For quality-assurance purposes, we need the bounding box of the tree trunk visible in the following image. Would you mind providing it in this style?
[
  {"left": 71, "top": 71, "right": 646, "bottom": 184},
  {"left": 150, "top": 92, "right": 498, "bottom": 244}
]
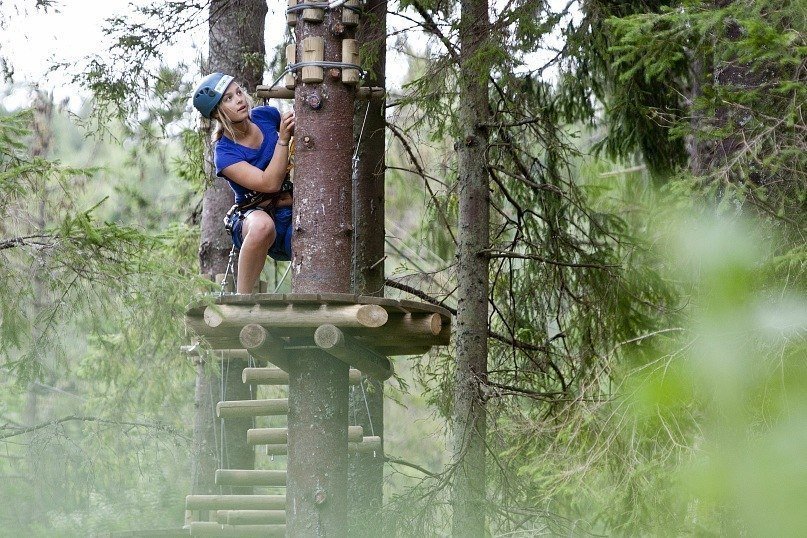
[
  {"left": 191, "top": 0, "right": 267, "bottom": 496},
  {"left": 451, "top": 0, "right": 490, "bottom": 534},
  {"left": 349, "top": 0, "right": 387, "bottom": 533},
  {"left": 286, "top": 2, "right": 357, "bottom": 535},
  {"left": 24, "top": 92, "right": 53, "bottom": 428}
]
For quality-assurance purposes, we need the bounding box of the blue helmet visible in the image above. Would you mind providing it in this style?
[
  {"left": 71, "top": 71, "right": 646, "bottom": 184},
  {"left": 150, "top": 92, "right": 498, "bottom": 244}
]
[{"left": 192, "top": 72, "right": 235, "bottom": 118}]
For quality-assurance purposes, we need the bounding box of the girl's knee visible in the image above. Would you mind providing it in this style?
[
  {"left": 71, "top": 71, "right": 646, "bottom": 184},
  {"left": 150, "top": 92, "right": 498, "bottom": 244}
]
[{"left": 243, "top": 213, "right": 276, "bottom": 246}]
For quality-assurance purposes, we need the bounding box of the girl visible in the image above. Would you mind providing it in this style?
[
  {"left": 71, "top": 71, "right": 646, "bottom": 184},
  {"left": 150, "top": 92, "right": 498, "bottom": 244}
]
[{"left": 193, "top": 73, "right": 295, "bottom": 294}]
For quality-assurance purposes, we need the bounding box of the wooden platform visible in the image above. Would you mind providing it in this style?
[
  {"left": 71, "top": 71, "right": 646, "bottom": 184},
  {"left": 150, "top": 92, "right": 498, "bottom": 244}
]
[{"left": 185, "top": 293, "right": 452, "bottom": 379}]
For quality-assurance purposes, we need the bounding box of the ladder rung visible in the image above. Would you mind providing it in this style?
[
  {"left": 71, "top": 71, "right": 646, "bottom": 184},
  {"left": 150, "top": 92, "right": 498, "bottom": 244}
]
[
  {"left": 214, "top": 469, "right": 286, "bottom": 487},
  {"left": 215, "top": 509, "right": 286, "bottom": 525},
  {"left": 189, "top": 522, "right": 284, "bottom": 537},
  {"left": 216, "top": 398, "right": 289, "bottom": 418},
  {"left": 185, "top": 495, "right": 285, "bottom": 511}
]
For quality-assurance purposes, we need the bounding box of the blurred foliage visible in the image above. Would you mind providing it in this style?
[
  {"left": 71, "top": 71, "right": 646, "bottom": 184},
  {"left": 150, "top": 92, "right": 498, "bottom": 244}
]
[{"left": 0, "top": 94, "right": 205, "bottom": 535}]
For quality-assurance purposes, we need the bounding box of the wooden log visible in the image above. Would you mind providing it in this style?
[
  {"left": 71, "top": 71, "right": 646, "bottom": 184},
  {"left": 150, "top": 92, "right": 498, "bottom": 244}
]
[
  {"left": 181, "top": 345, "right": 251, "bottom": 361},
  {"left": 301, "top": 36, "right": 324, "bottom": 83},
  {"left": 215, "top": 469, "right": 287, "bottom": 487},
  {"left": 203, "top": 303, "right": 388, "bottom": 330},
  {"left": 239, "top": 324, "right": 290, "bottom": 371},
  {"left": 242, "top": 366, "right": 362, "bottom": 384},
  {"left": 284, "top": 44, "right": 296, "bottom": 89},
  {"left": 341, "top": 39, "right": 360, "bottom": 85},
  {"left": 189, "top": 522, "right": 285, "bottom": 537},
  {"left": 346, "top": 312, "right": 444, "bottom": 345},
  {"left": 186, "top": 495, "right": 285, "bottom": 511},
  {"left": 349, "top": 435, "right": 382, "bottom": 454},
  {"left": 216, "top": 510, "right": 286, "bottom": 525},
  {"left": 342, "top": 0, "right": 360, "bottom": 26},
  {"left": 301, "top": 0, "right": 324, "bottom": 22},
  {"left": 248, "top": 426, "right": 363, "bottom": 445},
  {"left": 266, "top": 442, "right": 382, "bottom": 456},
  {"left": 314, "top": 324, "right": 393, "bottom": 380},
  {"left": 217, "top": 398, "right": 289, "bottom": 419},
  {"left": 286, "top": 0, "right": 297, "bottom": 26},
  {"left": 255, "top": 85, "right": 384, "bottom": 100}
]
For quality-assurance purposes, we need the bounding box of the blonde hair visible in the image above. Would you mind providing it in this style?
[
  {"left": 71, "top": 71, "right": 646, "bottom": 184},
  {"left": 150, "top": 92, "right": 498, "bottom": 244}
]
[{"left": 211, "top": 85, "right": 255, "bottom": 142}]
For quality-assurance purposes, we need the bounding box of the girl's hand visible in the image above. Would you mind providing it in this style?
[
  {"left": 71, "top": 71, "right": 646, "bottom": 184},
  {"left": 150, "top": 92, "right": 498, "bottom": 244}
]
[{"left": 279, "top": 111, "right": 295, "bottom": 143}]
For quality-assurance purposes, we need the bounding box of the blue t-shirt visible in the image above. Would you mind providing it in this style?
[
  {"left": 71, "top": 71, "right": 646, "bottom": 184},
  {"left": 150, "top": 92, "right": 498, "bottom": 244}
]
[{"left": 214, "top": 105, "right": 281, "bottom": 205}]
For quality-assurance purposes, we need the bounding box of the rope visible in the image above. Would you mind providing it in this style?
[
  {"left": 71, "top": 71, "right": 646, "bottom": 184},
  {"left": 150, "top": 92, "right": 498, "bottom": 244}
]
[
  {"left": 273, "top": 263, "right": 292, "bottom": 292},
  {"left": 220, "top": 246, "right": 237, "bottom": 296},
  {"left": 286, "top": 1, "right": 362, "bottom": 14},
  {"left": 359, "top": 377, "right": 376, "bottom": 437},
  {"left": 288, "top": 61, "right": 365, "bottom": 79}
]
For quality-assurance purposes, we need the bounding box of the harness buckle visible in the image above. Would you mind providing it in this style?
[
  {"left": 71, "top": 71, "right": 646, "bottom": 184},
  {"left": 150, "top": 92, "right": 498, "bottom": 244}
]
[{"left": 224, "top": 204, "right": 239, "bottom": 233}]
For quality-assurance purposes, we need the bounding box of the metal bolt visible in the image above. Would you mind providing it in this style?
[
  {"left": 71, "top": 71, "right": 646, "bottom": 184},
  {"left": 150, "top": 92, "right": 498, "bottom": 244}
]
[
  {"left": 330, "top": 21, "right": 345, "bottom": 36},
  {"left": 314, "top": 488, "right": 327, "bottom": 506},
  {"left": 306, "top": 94, "right": 323, "bottom": 109}
]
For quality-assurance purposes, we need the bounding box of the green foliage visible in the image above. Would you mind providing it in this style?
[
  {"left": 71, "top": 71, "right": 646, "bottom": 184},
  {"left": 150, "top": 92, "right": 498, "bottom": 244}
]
[
  {"left": 0, "top": 96, "right": 200, "bottom": 535},
  {"left": 607, "top": 0, "right": 806, "bottom": 226}
]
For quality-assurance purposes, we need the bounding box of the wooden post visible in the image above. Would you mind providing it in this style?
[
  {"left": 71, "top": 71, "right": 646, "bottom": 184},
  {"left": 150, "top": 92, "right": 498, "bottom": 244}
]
[{"left": 288, "top": 0, "right": 358, "bottom": 531}]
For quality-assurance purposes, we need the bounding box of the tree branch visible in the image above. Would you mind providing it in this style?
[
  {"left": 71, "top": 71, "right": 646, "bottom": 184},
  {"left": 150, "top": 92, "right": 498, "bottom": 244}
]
[
  {"left": 0, "top": 415, "right": 189, "bottom": 441},
  {"left": 483, "top": 248, "right": 620, "bottom": 270}
]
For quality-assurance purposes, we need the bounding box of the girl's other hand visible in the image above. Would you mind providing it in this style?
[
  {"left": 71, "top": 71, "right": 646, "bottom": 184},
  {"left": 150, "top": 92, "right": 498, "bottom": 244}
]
[{"left": 279, "top": 111, "right": 295, "bottom": 142}]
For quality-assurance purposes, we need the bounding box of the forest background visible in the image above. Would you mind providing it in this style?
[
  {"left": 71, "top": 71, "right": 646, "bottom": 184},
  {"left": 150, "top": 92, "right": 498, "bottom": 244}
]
[{"left": 0, "top": 0, "right": 805, "bottom": 536}]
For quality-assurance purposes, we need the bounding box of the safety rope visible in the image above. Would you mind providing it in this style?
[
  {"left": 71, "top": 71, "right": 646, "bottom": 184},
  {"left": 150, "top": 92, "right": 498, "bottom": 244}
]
[
  {"left": 286, "top": 1, "right": 362, "bottom": 14},
  {"left": 220, "top": 246, "right": 237, "bottom": 297}
]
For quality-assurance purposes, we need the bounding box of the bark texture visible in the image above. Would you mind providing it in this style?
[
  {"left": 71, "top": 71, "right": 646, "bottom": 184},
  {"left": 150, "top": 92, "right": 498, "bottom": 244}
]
[
  {"left": 192, "top": 0, "right": 267, "bottom": 496},
  {"left": 348, "top": 0, "right": 387, "bottom": 533},
  {"left": 451, "top": 0, "right": 491, "bottom": 533},
  {"left": 287, "top": 3, "right": 358, "bottom": 535}
]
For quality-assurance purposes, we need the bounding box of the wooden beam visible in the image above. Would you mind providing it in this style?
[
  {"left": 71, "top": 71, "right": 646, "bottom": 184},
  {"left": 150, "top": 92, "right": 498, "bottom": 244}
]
[
  {"left": 216, "top": 510, "right": 286, "bottom": 525},
  {"left": 181, "top": 344, "right": 250, "bottom": 360},
  {"left": 314, "top": 324, "right": 393, "bottom": 380},
  {"left": 242, "top": 366, "right": 362, "bottom": 385},
  {"left": 216, "top": 399, "right": 289, "bottom": 419},
  {"left": 204, "top": 303, "right": 388, "bottom": 330},
  {"left": 186, "top": 495, "right": 285, "bottom": 511},
  {"left": 349, "top": 435, "right": 382, "bottom": 454},
  {"left": 188, "top": 522, "right": 284, "bottom": 537},
  {"left": 215, "top": 469, "right": 287, "bottom": 487},
  {"left": 375, "top": 345, "right": 433, "bottom": 356},
  {"left": 247, "top": 426, "right": 363, "bottom": 445},
  {"left": 239, "top": 324, "right": 290, "bottom": 370}
]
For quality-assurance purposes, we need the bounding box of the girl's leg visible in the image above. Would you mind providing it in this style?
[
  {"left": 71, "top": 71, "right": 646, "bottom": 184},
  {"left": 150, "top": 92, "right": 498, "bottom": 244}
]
[{"left": 237, "top": 210, "right": 276, "bottom": 293}]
